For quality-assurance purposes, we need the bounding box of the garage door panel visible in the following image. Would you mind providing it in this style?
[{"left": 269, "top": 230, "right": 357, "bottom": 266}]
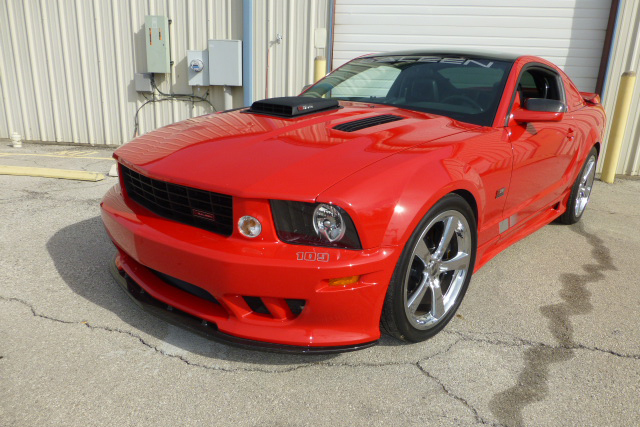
[
  {"left": 339, "top": 5, "right": 607, "bottom": 19},
  {"left": 339, "top": 0, "right": 607, "bottom": 9},
  {"left": 334, "top": 43, "right": 606, "bottom": 59},
  {"left": 337, "top": 15, "right": 607, "bottom": 31},
  {"left": 335, "top": 34, "right": 607, "bottom": 50},
  {"left": 335, "top": 25, "right": 605, "bottom": 41},
  {"left": 334, "top": 0, "right": 611, "bottom": 92}
]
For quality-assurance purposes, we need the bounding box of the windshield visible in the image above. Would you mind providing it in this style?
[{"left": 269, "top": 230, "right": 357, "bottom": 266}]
[{"left": 303, "top": 55, "right": 513, "bottom": 127}]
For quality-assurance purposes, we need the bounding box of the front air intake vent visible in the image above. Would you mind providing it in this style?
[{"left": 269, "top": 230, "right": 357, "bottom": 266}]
[
  {"left": 333, "top": 114, "right": 405, "bottom": 132},
  {"left": 151, "top": 269, "right": 220, "bottom": 305},
  {"left": 247, "top": 96, "right": 340, "bottom": 118}
]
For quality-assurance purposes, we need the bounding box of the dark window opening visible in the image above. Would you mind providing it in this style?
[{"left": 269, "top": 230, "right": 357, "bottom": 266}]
[
  {"left": 518, "top": 68, "right": 563, "bottom": 103},
  {"left": 303, "top": 55, "right": 514, "bottom": 127}
]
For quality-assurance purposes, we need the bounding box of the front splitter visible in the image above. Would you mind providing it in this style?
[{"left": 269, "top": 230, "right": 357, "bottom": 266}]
[{"left": 109, "top": 256, "right": 378, "bottom": 355}]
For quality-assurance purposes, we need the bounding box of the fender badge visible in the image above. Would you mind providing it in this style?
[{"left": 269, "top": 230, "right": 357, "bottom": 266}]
[{"left": 297, "top": 252, "right": 329, "bottom": 262}]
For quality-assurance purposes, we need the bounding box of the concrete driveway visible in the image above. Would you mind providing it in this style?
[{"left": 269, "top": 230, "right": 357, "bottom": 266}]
[{"left": 1, "top": 143, "right": 639, "bottom": 427}]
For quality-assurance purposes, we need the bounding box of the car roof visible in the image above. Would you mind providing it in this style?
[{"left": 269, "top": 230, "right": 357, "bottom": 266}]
[{"left": 360, "top": 50, "right": 520, "bottom": 63}]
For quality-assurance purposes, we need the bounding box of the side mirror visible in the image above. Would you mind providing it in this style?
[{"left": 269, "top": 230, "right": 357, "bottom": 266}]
[{"left": 512, "top": 98, "right": 567, "bottom": 123}]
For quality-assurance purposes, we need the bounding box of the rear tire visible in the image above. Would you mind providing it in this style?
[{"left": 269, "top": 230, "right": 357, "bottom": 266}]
[
  {"left": 559, "top": 147, "right": 598, "bottom": 225},
  {"left": 381, "top": 194, "right": 477, "bottom": 342}
]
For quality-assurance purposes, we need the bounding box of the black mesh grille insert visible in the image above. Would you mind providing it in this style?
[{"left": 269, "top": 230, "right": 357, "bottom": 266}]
[
  {"left": 333, "top": 114, "right": 405, "bottom": 132},
  {"left": 151, "top": 269, "right": 220, "bottom": 305},
  {"left": 121, "top": 165, "right": 233, "bottom": 236}
]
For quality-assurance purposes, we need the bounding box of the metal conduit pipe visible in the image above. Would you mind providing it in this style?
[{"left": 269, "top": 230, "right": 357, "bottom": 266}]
[
  {"left": 223, "top": 86, "right": 234, "bottom": 111},
  {"left": 327, "top": 0, "right": 335, "bottom": 74},
  {"left": 243, "top": 0, "right": 254, "bottom": 106}
]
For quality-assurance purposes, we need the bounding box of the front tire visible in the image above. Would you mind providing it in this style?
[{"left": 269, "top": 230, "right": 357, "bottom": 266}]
[
  {"left": 381, "top": 194, "right": 477, "bottom": 342},
  {"left": 559, "top": 147, "right": 598, "bottom": 225}
]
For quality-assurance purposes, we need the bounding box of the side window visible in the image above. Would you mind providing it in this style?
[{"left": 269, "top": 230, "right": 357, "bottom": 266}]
[
  {"left": 331, "top": 65, "right": 400, "bottom": 99},
  {"left": 518, "top": 69, "right": 563, "bottom": 103}
]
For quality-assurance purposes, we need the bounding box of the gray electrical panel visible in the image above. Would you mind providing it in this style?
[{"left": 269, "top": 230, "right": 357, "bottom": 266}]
[
  {"left": 134, "top": 73, "right": 153, "bottom": 92},
  {"left": 208, "top": 40, "right": 242, "bottom": 86},
  {"left": 145, "top": 15, "right": 171, "bottom": 73}
]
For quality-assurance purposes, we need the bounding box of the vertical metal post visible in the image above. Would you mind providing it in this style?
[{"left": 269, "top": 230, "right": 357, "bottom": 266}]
[
  {"left": 314, "top": 57, "right": 327, "bottom": 82},
  {"left": 601, "top": 71, "right": 637, "bottom": 183},
  {"left": 223, "top": 86, "right": 234, "bottom": 111},
  {"left": 242, "top": 0, "right": 254, "bottom": 106},
  {"left": 327, "top": 0, "right": 335, "bottom": 74}
]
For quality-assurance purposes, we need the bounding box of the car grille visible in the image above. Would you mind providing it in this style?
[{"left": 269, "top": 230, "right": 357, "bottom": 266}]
[{"left": 120, "top": 165, "right": 233, "bottom": 236}]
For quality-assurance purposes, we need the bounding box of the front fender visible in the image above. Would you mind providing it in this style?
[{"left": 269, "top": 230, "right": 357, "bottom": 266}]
[{"left": 317, "top": 145, "right": 486, "bottom": 249}]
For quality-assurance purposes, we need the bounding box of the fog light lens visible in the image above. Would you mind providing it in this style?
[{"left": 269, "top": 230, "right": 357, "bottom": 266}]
[
  {"left": 238, "top": 216, "right": 262, "bottom": 238},
  {"left": 329, "top": 275, "right": 360, "bottom": 286}
]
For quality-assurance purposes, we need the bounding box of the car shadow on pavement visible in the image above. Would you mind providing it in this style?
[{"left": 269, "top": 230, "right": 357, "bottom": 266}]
[{"left": 47, "top": 216, "right": 339, "bottom": 365}]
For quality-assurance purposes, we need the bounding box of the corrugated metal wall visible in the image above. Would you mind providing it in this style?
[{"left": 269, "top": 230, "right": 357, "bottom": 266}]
[
  {"left": 332, "top": 0, "right": 611, "bottom": 93},
  {"left": 253, "top": 0, "right": 330, "bottom": 101},
  {"left": 0, "top": 0, "right": 329, "bottom": 146},
  {"left": 600, "top": 0, "right": 640, "bottom": 176}
]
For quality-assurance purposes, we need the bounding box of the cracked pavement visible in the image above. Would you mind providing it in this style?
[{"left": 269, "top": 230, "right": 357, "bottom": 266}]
[{"left": 1, "top": 143, "right": 639, "bottom": 426}]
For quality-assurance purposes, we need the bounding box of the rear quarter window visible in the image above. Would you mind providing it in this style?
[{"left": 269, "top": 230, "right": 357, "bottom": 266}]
[{"left": 562, "top": 74, "right": 586, "bottom": 110}]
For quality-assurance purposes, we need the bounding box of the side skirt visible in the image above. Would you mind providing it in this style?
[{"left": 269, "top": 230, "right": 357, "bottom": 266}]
[{"left": 474, "top": 195, "right": 567, "bottom": 272}]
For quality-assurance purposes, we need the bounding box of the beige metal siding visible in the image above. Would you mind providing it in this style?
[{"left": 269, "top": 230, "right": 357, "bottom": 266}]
[
  {"left": 600, "top": 0, "right": 640, "bottom": 175},
  {"left": 0, "top": 0, "right": 329, "bottom": 146},
  {"left": 333, "top": 0, "right": 611, "bottom": 92},
  {"left": 252, "top": 0, "right": 330, "bottom": 100}
]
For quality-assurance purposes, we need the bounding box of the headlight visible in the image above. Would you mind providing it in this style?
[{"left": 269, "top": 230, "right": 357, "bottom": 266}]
[
  {"left": 270, "top": 200, "right": 362, "bottom": 249},
  {"left": 313, "top": 204, "right": 346, "bottom": 242}
]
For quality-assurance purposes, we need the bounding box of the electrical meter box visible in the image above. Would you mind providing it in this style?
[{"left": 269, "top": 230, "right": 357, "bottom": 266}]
[
  {"left": 145, "top": 15, "right": 170, "bottom": 73},
  {"left": 208, "top": 40, "right": 242, "bottom": 86},
  {"left": 187, "top": 50, "right": 209, "bottom": 86}
]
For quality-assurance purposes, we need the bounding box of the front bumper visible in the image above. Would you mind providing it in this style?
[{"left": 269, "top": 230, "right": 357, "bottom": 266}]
[
  {"left": 100, "top": 184, "right": 399, "bottom": 351},
  {"left": 110, "top": 256, "right": 377, "bottom": 354}
]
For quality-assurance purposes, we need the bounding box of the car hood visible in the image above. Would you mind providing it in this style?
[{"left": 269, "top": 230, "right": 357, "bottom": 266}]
[{"left": 115, "top": 102, "right": 474, "bottom": 201}]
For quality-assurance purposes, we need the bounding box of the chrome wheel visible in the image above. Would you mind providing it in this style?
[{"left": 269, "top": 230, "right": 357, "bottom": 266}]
[
  {"left": 403, "top": 210, "right": 472, "bottom": 329},
  {"left": 559, "top": 147, "right": 599, "bottom": 225},
  {"left": 574, "top": 155, "right": 596, "bottom": 217}
]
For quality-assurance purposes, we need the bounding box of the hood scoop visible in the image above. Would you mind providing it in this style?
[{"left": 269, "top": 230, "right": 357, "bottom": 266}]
[
  {"left": 247, "top": 96, "right": 340, "bottom": 118},
  {"left": 333, "top": 114, "right": 405, "bottom": 132}
]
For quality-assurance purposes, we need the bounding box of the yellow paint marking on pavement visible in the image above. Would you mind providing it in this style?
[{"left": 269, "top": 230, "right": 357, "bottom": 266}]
[
  {"left": 52, "top": 150, "right": 100, "bottom": 157},
  {"left": 0, "top": 165, "right": 105, "bottom": 182},
  {"left": 0, "top": 152, "right": 113, "bottom": 160}
]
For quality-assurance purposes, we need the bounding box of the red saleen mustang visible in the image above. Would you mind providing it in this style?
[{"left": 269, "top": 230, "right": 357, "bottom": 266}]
[{"left": 101, "top": 51, "right": 605, "bottom": 353}]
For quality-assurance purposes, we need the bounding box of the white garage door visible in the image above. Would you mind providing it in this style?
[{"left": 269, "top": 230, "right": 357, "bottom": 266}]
[{"left": 333, "top": 0, "right": 612, "bottom": 92}]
